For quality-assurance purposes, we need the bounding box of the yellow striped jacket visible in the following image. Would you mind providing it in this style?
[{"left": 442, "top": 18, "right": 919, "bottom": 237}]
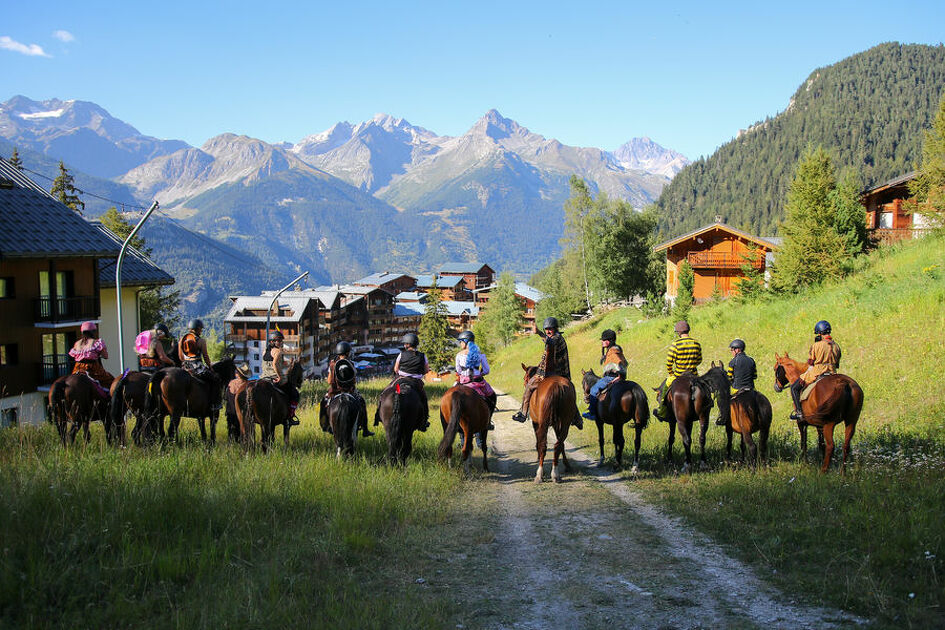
[{"left": 666, "top": 337, "right": 702, "bottom": 377}]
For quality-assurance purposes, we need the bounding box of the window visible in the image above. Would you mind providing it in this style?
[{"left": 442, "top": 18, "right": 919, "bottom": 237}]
[
  {"left": 253, "top": 353, "right": 259, "bottom": 360},
  {"left": 253, "top": 366, "right": 260, "bottom": 374},
  {"left": 0, "top": 277, "right": 13, "bottom": 298},
  {"left": 1, "top": 407, "right": 17, "bottom": 428},
  {"left": 0, "top": 344, "right": 18, "bottom": 366}
]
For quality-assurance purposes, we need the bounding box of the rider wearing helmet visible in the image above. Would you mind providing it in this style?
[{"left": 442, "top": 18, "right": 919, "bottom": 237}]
[
  {"left": 511, "top": 316, "right": 581, "bottom": 428},
  {"left": 724, "top": 338, "right": 757, "bottom": 426},
  {"left": 320, "top": 340, "right": 373, "bottom": 437},
  {"left": 179, "top": 319, "right": 211, "bottom": 374},
  {"left": 139, "top": 323, "right": 176, "bottom": 372},
  {"left": 455, "top": 330, "right": 496, "bottom": 428},
  {"left": 582, "top": 329, "right": 628, "bottom": 422},
  {"left": 790, "top": 321, "right": 842, "bottom": 421},
  {"left": 653, "top": 320, "right": 703, "bottom": 422},
  {"left": 261, "top": 329, "right": 300, "bottom": 426},
  {"left": 390, "top": 332, "right": 431, "bottom": 430},
  {"left": 68, "top": 321, "right": 114, "bottom": 396}
]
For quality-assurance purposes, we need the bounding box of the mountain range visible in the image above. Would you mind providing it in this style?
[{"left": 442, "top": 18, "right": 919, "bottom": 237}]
[{"left": 0, "top": 95, "right": 686, "bottom": 322}]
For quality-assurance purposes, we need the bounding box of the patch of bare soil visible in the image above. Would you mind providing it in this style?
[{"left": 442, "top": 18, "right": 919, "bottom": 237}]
[{"left": 427, "top": 393, "right": 864, "bottom": 629}]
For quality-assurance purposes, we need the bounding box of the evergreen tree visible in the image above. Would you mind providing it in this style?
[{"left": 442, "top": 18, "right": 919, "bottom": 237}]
[
  {"left": 563, "top": 175, "right": 594, "bottom": 311},
  {"left": 672, "top": 261, "right": 694, "bottom": 321},
  {"left": 7, "top": 148, "right": 23, "bottom": 171},
  {"left": 418, "top": 281, "right": 453, "bottom": 372},
  {"left": 100, "top": 207, "right": 150, "bottom": 254},
  {"left": 909, "top": 91, "right": 945, "bottom": 229},
  {"left": 476, "top": 272, "right": 524, "bottom": 348},
  {"left": 832, "top": 168, "right": 869, "bottom": 256},
  {"left": 588, "top": 202, "right": 662, "bottom": 300},
  {"left": 50, "top": 161, "right": 85, "bottom": 215}
]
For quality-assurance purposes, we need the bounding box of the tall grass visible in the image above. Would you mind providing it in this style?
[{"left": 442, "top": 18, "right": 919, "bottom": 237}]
[
  {"left": 0, "top": 380, "right": 460, "bottom": 628},
  {"left": 489, "top": 234, "right": 945, "bottom": 627}
]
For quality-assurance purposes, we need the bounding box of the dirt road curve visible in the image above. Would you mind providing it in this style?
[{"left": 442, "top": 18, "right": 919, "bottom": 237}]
[{"left": 433, "top": 392, "right": 863, "bottom": 630}]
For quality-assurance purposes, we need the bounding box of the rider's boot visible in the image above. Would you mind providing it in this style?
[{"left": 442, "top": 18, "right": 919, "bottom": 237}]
[
  {"left": 653, "top": 380, "right": 669, "bottom": 422},
  {"left": 789, "top": 379, "right": 805, "bottom": 421},
  {"left": 582, "top": 396, "right": 598, "bottom": 421},
  {"left": 287, "top": 401, "right": 300, "bottom": 426}
]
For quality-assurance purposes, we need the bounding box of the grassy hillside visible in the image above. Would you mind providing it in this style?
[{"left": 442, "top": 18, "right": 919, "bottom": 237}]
[{"left": 488, "top": 233, "right": 945, "bottom": 627}]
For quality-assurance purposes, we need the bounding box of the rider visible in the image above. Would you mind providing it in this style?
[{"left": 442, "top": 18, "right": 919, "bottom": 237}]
[
  {"left": 321, "top": 340, "right": 374, "bottom": 437},
  {"left": 68, "top": 321, "right": 115, "bottom": 397},
  {"left": 261, "top": 330, "right": 300, "bottom": 427},
  {"left": 653, "top": 320, "right": 703, "bottom": 422},
  {"left": 138, "top": 323, "right": 175, "bottom": 373},
  {"left": 724, "top": 338, "right": 757, "bottom": 426},
  {"left": 511, "top": 317, "right": 582, "bottom": 430},
  {"left": 790, "top": 320, "right": 842, "bottom": 421},
  {"left": 455, "top": 330, "right": 497, "bottom": 429},
  {"left": 178, "top": 318, "right": 222, "bottom": 415},
  {"left": 391, "top": 332, "right": 431, "bottom": 431},
  {"left": 582, "top": 329, "right": 628, "bottom": 422}
]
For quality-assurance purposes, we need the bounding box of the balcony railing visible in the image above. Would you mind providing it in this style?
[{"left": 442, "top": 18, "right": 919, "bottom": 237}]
[
  {"left": 39, "top": 354, "right": 72, "bottom": 385},
  {"left": 870, "top": 228, "right": 923, "bottom": 245},
  {"left": 686, "top": 252, "right": 763, "bottom": 270},
  {"left": 34, "top": 295, "right": 100, "bottom": 323}
]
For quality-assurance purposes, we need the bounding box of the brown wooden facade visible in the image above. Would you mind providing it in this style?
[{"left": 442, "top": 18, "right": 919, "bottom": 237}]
[{"left": 860, "top": 172, "right": 927, "bottom": 245}]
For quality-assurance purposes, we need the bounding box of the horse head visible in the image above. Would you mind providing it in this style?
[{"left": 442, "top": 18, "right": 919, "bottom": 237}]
[
  {"left": 580, "top": 369, "right": 598, "bottom": 395},
  {"left": 773, "top": 353, "right": 791, "bottom": 392},
  {"left": 212, "top": 356, "right": 237, "bottom": 383},
  {"left": 521, "top": 363, "right": 539, "bottom": 383},
  {"left": 287, "top": 360, "right": 304, "bottom": 389}
]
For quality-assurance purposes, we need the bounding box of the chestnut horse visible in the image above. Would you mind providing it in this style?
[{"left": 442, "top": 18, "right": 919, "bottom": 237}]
[
  {"left": 521, "top": 364, "right": 576, "bottom": 483},
  {"left": 145, "top": 358, "right": 236, "bottom": 444},
  {"left": 703, "top": 363, "right": 772, "bottom": 469},
  {"left": 48, "top": 373, "right": 116, "bottom": 445},
  {"left": 580, "top": 369, "right": 649, "bottom": 472},
  {"left": 773, "top": 353, "right": 863, "bottom": 473},
  {"left": 438, "top": 385, "right": 491, "bottom": 475},
  {"left": 658, "top": 372, "right": 714, "bottom": 472},
  {"left": 374, "top": 377, "right": 425, "bottom": 465}
]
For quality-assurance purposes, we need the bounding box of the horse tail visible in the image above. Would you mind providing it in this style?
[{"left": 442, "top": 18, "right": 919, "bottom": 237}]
[
  {"left": 49, "top": 378, "right": 67, "bottom": 426},
  {"left": 245, "top": 381, "right": 257, "bottom": 429},
  {"left": 438, "top": 391, "right": 463, "bottom": 460},
  {"left": 630, "top": 381, "right": 649, "bottom": 429},
  {"left": 144, "top": 370, "right": 165, "bottom": 415},
  {"left": 389, "top": 386, "right": 403, "bottom": 444},
  {"left": 806, "top": 378, "right": 853, "bottom": 425},
  {"left": 110, "top": 374, "right": 128, "bottom": 431},
  {"left": 547, "top": 380, "right": 570, "bottom": 428}
]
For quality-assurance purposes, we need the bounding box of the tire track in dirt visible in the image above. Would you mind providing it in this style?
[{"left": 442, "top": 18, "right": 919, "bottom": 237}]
[{"left": 437, "top": 392, "right": 863, "bottom": 630}]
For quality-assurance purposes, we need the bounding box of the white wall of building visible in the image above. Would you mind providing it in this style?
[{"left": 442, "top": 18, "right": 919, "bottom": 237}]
[
  {"left": 99, "top": 286, "right": 140, "bottom": 375},
  {"left": 1, "top": 391, "right": 47, "bottom": 427}
]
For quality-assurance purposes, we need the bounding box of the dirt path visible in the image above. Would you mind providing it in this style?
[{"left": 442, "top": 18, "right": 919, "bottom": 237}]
[{"left": 430, "top": 392, "right": 863, "bottom": 629}]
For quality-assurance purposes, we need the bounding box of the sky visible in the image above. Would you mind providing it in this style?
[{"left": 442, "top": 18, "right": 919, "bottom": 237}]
[{"left": 2, "top": 0, "right": 944, "bottom": 160}]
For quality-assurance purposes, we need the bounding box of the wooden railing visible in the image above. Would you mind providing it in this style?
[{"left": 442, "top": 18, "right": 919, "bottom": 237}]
[
  {"left": 686, "top": 252, "right": 763, "bottom": 269},
  {"left": 870, "top": 228, "right": 917, "bottom": 245},
  {"left": 33, "top": 295, "right": 99, "bottom": 323},
  {"left": 38, "top": 354, "right": 72, "bottom": 385}
]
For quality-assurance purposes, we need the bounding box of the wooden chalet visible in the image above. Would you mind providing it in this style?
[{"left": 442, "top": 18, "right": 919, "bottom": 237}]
[
  {"left": 414, "top": 274, "right": 473, "bottom": 301},
  {"left": 473, "top": 282, "right": 546, "bottom": 334},
  {"left": 438, "top": 262, "right": 495, "bottom": 291},
  {"left": 352, "top": 271, "right": 416, "bottom": 296},
  {"left": 653, "top": 220, "right": 778, "bottom": 303},
  {"left": 860, "top": 172, "right": 930, "bottom": 245}
]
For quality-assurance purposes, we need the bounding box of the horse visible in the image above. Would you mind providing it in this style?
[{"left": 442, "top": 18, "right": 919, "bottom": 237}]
[
  {"left": 374, "top": 377, "right": 425, "bottom": 465},
  {"left": 657, "top": 371, "right": 714, "bottom": 472},
  {"left": 437, "top": 385, "right": 491, "bottom": 475},
  {"left": 240, "top": 360, "right": 304, "bottom": 452},
  {"left": 521, "top": 364, "right": 576, "bottom": 483},
  {"left": 48, "top": 373, "right": 116, "bottom": 446},
  {"left": 703, "top": 363, "right": 772, "bottom": 469},
  {"left": 110, "top": 340, "right": 182, "bottom": 445},
  {"left": 580, "top": 369, "right": 649, "bottom": 472},
  {"left": 774, "top": 353, "right": 864, "bottom": 473},
  {"left": 321, "top": 391, "right": 366, "bottom": 459},
  {"left": 145, "top": 357, "right": 236, "bottom": 444}
]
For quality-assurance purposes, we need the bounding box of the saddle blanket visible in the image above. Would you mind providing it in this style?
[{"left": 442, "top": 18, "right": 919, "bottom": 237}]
[
  {"left": 460, "top": 378, "right": 495, "bottom": 399},
  {"left": 800, "top": 373, "right": 834, "bottom": 401}
]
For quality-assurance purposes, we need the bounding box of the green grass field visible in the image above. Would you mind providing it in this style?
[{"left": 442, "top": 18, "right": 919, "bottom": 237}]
[{"left": 488, "top": 233, "right": 945, "bottom": 628}]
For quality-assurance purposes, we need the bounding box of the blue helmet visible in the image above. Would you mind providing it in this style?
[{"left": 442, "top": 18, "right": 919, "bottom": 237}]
[{"left": 814, "top": 320, "right": 831, "bottom": 335}]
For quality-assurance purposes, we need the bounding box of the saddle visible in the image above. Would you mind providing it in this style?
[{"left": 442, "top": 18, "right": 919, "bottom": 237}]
[
  {"left": 597, "top": 376, "right": 622, "bottom": 400},
  {"left": 799, "top": 373, "right": 834, "bottom": 401},
  {"left": 731, "top": 387, "right": 753, "bottom": 399}
]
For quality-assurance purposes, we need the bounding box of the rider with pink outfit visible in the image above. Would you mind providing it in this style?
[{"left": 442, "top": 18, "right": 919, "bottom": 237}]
[
  {"left": 69, "top": 321, "right": 115, "bottom": 395},
  {"left": 455, "top": 330, "right": 496, "bottom": 427}
]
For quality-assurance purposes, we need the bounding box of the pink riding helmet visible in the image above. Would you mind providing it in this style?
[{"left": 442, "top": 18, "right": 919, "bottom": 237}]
[{"left": 80, "top": 321, "right": 98, "bottom": 333}]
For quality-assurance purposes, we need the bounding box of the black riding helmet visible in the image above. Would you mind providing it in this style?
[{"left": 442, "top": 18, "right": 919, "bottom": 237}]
[
  {"left": 335, "top": 341, "right": 352, "bottom": 356},
  {"left": 457, "top": 330, "right": 475, "bottom": 344},
  {"left": 187, "top": 318, "right": 204, "bottom": 331},
  {"left": 542, "top": 317, "right": 559, "bottom": 331},
  {"left": 153, "top": 323, "right": 170, "bottom": 336},
  {"left": 814, "top": 320, "right": 831, "bottom": 335},
  {"left": 335, "top": 361, "right": 356, "bottom": 384},
  {"left": 269, "top": 330, "right": 284, "bottom": 341},
  {"left": 600, "top": 329, "right": 616, "bottom": 342},
  {"left": 402, "top": 332, "right": 420, "bottom": 348},
  {"left": 729, "top": 338, "right": 746, "bottom": 351}
]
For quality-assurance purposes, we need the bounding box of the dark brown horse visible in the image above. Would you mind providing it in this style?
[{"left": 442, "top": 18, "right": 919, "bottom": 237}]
[
  {"left": 438, "top": 385, "right": 491, "bottom": 474},
  {"left": 580, "top": 369, "right": 649, "bottom": 472},
  {"left": 703, "top": 363, "right": 772, "bottom": 469},
  {"left": 322, "top": 390, "right": 366, "bottom": 459},
  {"left": 110, "top": 340, "right": 182, "bottom": 445},
  {"left": 774, "top": 353, "right": 864, "bottom": 473},
  {"left": 145, "top": 358, "right": 236, "bottom": 444},
  {"left": 48, "top": 373, "right": 116, "bottom": 446},
  {"left": 374, "top": 377, "right": 426, "bottom": 465},
  {"left": 241, "top": 360, "right": 304, "bottom": 452},
  {"left": 658, "top": 372, "right": 714, "bottom": 472},
  {"left": 521, "top": 364, "right": 576, "bottom": 483}
]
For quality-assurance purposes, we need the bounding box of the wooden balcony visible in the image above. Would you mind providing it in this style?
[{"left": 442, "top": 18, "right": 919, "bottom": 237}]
[
  {"left": 34, "top": 295, "right": 100, "bottom": 324},
  {"left": 686, "top": 252, "right": 763, "bottom": 270},
  {"left": 870, "top": 228, "right": 918, "bottom": 245},
  {"left": 38, "top": 354, "right": 73, "bottom": 385}
]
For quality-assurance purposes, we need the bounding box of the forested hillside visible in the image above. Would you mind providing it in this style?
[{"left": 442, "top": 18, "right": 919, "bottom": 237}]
[{"left": 656, "top": 43, "right": 945, "bottom": 236}]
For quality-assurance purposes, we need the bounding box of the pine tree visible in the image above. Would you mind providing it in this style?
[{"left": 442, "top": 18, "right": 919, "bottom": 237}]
[
  {"left": 418, "top": 281, "right": 453, "bottom": 372},
  {"left": 476, "top": 272, "right": 524, "bottom": 348},
  {"left": 563, "top": 176, "right": 594, "bottom": 311},
  {"left": 100, "top": 207, "right": 150, "bottom": 254},
  {"left": 50, "top": 161, "right": 85, "bottom": 215},
  {"left": 672, "top": 261, "right": 694, "bottom": 321},
  {"left": 7, "top": 148, "right": 23, "bottom": 171},
  {"left": 909, "top": 91, "right": 945, "bottom": 229}
]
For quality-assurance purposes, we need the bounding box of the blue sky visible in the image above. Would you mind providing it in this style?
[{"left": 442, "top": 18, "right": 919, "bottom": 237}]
[{"left": 2, "top": 0, "right": 943, "bottom": 160}]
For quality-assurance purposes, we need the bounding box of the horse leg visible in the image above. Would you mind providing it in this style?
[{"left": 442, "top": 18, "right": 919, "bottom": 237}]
[
  {"left": 676, "top": 420, "right": 693, "bottom": 473},
  {"left": 596, "top": 420, "right": 606, "bottom": 466},
  {"left": 481, "top": 428, "right": 489, "bottom": 473},
  {"left": 630, "top": 425, "right": 642, "bottom": 474},
  {"left": 534, "top": 422, "right": 548, "bottom": 483},
  {"left": 552, "top": 438, "right": 564, "bottom": 484},
  {"left": 209, "top": 414, "right": 217, "bottom": 445},
  {"left": 820, "top": 423, "right": 836, "bottom": 473},
  {"left": 742, "top": 431, "right": 758, "bottom": 471},
  {"left": 666, "top": 421, "right": 676, "bottom": 464},
  {"left": 284, "top": 422, "right": 291, "bottom": 448},
  {"left": 68, "top": 418, "right": 80, "bottom": 444},
  {"left": 760, "top": 426, "right": 770, "bottom": 466},
  {"left": 197, "top": 416, "right": 208, "bottom": 442},
  {"left": 698, "top": 410, "right": 709, "bottom": 466},
  {"left": 613, "top": 422, "right": 625, "bottom": 471},
  {"left": 168, "top": 414, "right": 182, "bottom": 443},
  {"left": 841, "top": 422, "right": 856, "bottom": 472}
]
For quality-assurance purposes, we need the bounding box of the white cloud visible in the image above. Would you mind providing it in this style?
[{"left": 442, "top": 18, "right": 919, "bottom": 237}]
[
  {"left": 0, "top": 36, "right": 51, "bottom": 57},
  {"left": 52, "top": 30, "right": 75, "bottom": 43}
]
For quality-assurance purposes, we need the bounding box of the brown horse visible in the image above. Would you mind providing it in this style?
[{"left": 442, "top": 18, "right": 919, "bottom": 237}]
[
  {"left": 774, "top": 353, "right": 864, "bottom": 473},
  {"left": 110, "top": 341, "right": 182, "bottom": 445},
  {"left": 659, "top": 372, "right": 714, "bottom": 472},
  {"left": 48, "top": 373, "right": 116, "bottom": 446},
  {"left": 374, "top": 377, "right": 425, "bottom": 465},
  {"left": 521, "top": 364, "right": 576, "bottom": 483},
  {"left": 241, "top": 360, "right": 304, "bottom": 452},
  {"left": 321, "top": 391, "right": 366, "bottom": 459},
  {"left": 438, "top": 385, "right": 491, "bottom": 475},
  {"left": 703, "top": 363, "right": 772, "bottom": 469},
  {"left": 580, "top": 369, "right": 649, "bottom": 472},
  {"left": 145, "top": 358, "right": 236, "bottom": 444}
]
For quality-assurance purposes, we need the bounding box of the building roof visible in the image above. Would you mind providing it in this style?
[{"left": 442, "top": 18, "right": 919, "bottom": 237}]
[
  {"left": 860, "top": 171, "right": 917, "bottom": 197},
  {"left": 393, "top": 303, "right": 425, "bottom": 318},
  {"left": 653, "top": 222, "right": 779, "bottom": 253},
  {"left": 94, "top": 222, "right": 174, "bottom": 288},
  {"left": 0, "top": 160, "right": 121, "bottom": 260},
  {"left": 353, "top": 271, "right": 414, "bottom": 286},
  {"left": 440, "top": 300, "right": 479, "bottom": 317},
  {"left": 473, "top": 282, "right": 546, "bottom": 303},
  {"left": 262, "top": 289, "right": 340, "bottom": 310},
  {"left": 415, "top": 274, "right": 464, "bottom": 289},
  {"left": 394, "top": 291, "right": 427, "bottom": 302},
  {"left": 225, "top": 295, "right": 312, "bottom": 322},
  {"left": 439, "top": 262, "right": 492, "bottom": 275}
]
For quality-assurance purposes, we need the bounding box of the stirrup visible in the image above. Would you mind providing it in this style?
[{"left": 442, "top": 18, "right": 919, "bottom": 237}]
[
  {"left": 511, "top": 412, "right": 528, "bottom": 423},
  {"left": 789, "top": 410, "right": 803, "bottom": 421}
]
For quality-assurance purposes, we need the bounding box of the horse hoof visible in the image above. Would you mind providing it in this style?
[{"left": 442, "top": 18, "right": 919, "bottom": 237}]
[
  {"left": 630, "top": 464, "right": 639, "bottom": 475},
  {"left": 552, "top": 475, "right": 562, "bottom": 484},
  {"left": 534, "top": 475, "right": 543, "bottom": 484}
]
